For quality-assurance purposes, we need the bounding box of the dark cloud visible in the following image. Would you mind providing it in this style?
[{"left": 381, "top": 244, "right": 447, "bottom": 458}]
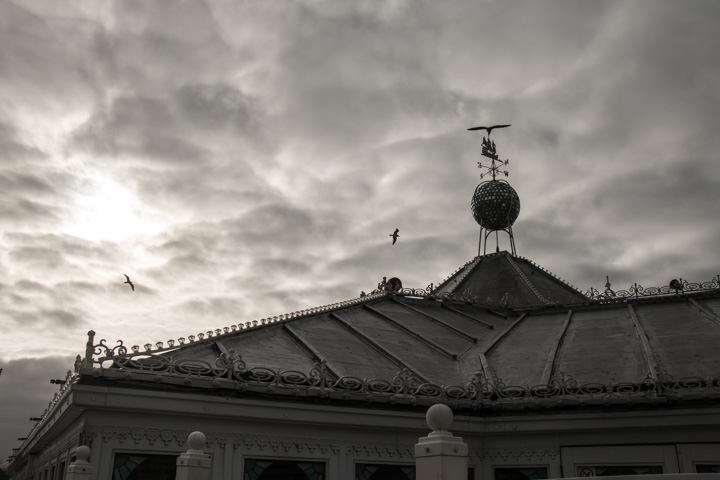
[
  {"left": 263, "top": 4, "right": 461, "bottom": 157},
  {"left": 4, "top": 232, "right": 125, "bottom": 263},
  {"left": 132, "top": 162, "right": 276, "bottom": 222},
  {"left": 0, "top": 153, "right": 70, "bottom": 230},
  {"left": 9, "top": 246, "right": 69, "bottom": 270},
  {"left": 73, "top": 95, "right": 211, "bottom": 165},
  {"left": 254, "top": 257, "right": 316, "bottom": 277},
  {"left": 0, "top": 356, "right": 77, "bottom": 462},
  {"left": 0, "top": 121, "right": 45, "bottom": 163},
  {"left": 0, "top": 199, "right": 58, "bottom": 225},
  {"left": 0, "top": 171, "right": 54, "bottom": 195},
  {"left": 229, "top": 204, "right": 318, "bottom": 240},
  {"left": 19, "top": 308, "right": 85, "bottom": 328},
  {"left": 110, "top": 0, "right": 239, "bottom": 90},
  {"left": 176, "top": 83, "right": 264, "bottom": 134},
  {"left": 53, "top": 281, "right": 107, "bottom": 294},
  {"left": 163, "top": 253, "right": 213, "bottom": 275},
  {"left": 12, "top": 280, "right": 50, "bottom": 294}
]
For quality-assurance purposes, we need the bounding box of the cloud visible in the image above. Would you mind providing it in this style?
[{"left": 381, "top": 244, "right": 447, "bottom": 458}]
[
  {"left": 6, "top": 308, "right": 85, "bottom": 328},
  {"left": 73, "top": 95, "right": 210, "bottom": 164},
  {"left": 0, "top": 1, "right": 719, "bottom": 405},
  {"left": 0, "top": 120, "right": 46, "bottom": 163},
  {"left": 176, "top": 296, "right": 248, "bottom": 322},
  {"left": 0, "top": 355, "right": 78, "bottom": 462},
  {"left": 9, "top": 246, "right": 70, "bottom": 271},
  {"left": 175, "top": 83, "right": 264, "bottom": 135}
]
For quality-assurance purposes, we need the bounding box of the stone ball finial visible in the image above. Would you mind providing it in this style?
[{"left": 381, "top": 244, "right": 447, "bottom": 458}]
[
  {"left": 75, "top": 445, "right": 91, "bottom": 462},
  {"left": 426, "top": 403, "right": 453, "bottom": 432},
  {"left": 188, "top": 431, "right": 206, "bottom": 451}
]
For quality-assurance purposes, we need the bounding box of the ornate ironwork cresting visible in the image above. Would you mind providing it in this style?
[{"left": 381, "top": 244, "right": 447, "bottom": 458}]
[
  {"left": 585, "top": 274, "right": 720, "bottom": 301},
  {"left": 468, "top": 125, "right": 519, "bottom": 256},
  {"left": 77, "top": 348, "right": 720, "bottom": 412}
]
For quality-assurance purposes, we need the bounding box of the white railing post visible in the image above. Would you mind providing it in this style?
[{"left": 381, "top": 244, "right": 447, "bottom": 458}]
[
  {"left": 65, "top": 446, "right": 93, "bottom": 480},
  {"left": 175, "top": 431, "right": 211, "bottom": 480},
  {"left": 415, "top": 404, "right": 468, "bottom": 480}
]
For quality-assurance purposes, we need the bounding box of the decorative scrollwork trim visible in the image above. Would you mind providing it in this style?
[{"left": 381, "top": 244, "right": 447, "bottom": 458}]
[{"left": 80, "top": 359, "right": 720, "bottom": 411}]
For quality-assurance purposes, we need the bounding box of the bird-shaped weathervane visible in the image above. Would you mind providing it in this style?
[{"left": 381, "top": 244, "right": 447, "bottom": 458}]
[
  {"left": 468, "top": 124, "right": 511, "bottom": 180},
  {"left": 123, "top": 274, "right": 134, "bottom": 291},
  {"left": 389, "top": 228, "right": 399, "bottom": 245},
  {"left": 467, "top": 124, "right": 511, "bottom": 136}
]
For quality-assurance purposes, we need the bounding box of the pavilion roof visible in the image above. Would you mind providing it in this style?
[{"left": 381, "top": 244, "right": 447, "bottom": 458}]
[{"left": 76, "top": 252, "right": 720, "bottom": 411}]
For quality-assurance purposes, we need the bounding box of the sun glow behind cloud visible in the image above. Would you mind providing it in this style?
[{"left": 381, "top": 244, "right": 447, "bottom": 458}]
[{"left": 65, "top": 172, "right": 159, "bottom": 243}]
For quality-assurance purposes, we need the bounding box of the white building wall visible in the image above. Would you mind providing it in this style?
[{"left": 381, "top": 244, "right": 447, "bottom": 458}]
[{"left": 10, "top": 382, "right": 720, "bottom": 479}]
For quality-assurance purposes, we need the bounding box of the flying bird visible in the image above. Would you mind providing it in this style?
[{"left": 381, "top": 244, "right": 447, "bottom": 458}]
[
  {"left": 390, "top": 228, "right": 399, "bottom": 245},
  {"left": 468, "top": 124, "right": 511, "bottom": 135},
  {"left": 123, "top": 274, "right": 134, "bottom": 291}
]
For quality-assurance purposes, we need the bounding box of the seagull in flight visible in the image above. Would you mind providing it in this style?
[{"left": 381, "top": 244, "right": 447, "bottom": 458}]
[
  {"left": 467, "top": 124, "right": 511, "bottom": 135},
  {"left": 123, "top": 274, "right": 134, "bottom": 291},
  {"left": 389, "top": 228, "right": 399, "bottom": 245}
]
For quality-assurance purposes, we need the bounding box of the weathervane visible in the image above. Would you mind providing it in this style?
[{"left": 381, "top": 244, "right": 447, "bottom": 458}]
[
  {"left": 467, "top": 124, "right": 511, "bottom": 180},
  {"left": 467, "top": 123, "right": 520, "bottom": 256}
]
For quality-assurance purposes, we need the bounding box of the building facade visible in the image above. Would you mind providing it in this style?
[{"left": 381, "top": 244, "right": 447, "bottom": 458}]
[{"left": 6, "top": 250, "right": 720, "bottom": 480}]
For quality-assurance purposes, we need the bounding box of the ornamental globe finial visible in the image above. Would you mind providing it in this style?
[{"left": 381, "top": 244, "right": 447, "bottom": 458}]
[
  {"left": 426, "top": 403, "right": 454, "bottom": 432},
  {"left": 468, "top": 124, "right": 520, "bottom": 255},
  {"left": 471, "top": 180, "right": 521, "bottom": 230}
]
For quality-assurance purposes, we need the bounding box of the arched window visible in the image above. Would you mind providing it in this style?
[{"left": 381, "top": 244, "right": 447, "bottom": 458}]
[{"left": 243, "top": 459, "right": 325, "bottom": 480}]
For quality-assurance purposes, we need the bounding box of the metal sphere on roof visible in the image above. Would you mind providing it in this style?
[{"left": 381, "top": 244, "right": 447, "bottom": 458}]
[{"left": 471, "top": 180, "right": 520, "bottom": 230}]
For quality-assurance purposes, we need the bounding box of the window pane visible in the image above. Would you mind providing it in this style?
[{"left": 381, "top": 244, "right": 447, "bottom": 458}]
[
  {"left": 495, "top": 467, "right": 548, "bottom": 480},
  {"left": 355, "top": 464, "right": 416, "bottom": 480},
  {"left": 243, "top": 459, "right": 325, "bottom": 480},
  {"left": 697, "top": 465, "right": 720, "bottom": 474},
  {"left": 576, "top": 466, "right": 663, "bottom": 477},
  {"left": 112, "top": 453, "right": 177, "bottom": 480}
]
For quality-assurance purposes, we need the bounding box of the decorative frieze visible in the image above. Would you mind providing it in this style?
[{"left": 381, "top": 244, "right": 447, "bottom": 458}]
[
  {"left": 82, "top": 426, "right": 191, "bottom": 447},
  {"left": 477, "top": 446, "right": 559, "bottom": 461},
  {"left": 80, "top": 426, "right": 413, "bottom": 459}
]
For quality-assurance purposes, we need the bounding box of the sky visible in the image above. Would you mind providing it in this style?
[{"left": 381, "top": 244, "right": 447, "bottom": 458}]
[{"left": 1, "top": 0, "right": 720, "bottom": 462}]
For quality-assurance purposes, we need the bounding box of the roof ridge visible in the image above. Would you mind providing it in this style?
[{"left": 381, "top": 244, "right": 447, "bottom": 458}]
[
  {"left": 449, "top": 256, "right": 484, "bottom": 293},
  {"left": 434, "top": 255, "right": 484, "bottom": 293},
  {"left": 88, "top": 292, "right": 389, "bottom": 360},
  {"left": 504, "top": 253, "right": 552, "bottom": 305},
  {"left": 516, "top": 254, "right": 584, "bottom": 294}
]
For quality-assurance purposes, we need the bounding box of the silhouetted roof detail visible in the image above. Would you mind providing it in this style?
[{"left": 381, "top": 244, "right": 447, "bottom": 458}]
[{"left": 76, "top": 253, "right": 720, "bottom": 413}]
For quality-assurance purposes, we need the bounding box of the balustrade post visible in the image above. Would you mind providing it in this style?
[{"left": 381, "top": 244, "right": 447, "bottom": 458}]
[
  {"left": 65, "top": 446, "right": 93, "bottom": 480},
  {"left": 175, "top": 431, "right": 211, "bottom": 480},
  {"left": 415, "top": 404, "right": 468, "bottom": 480}
]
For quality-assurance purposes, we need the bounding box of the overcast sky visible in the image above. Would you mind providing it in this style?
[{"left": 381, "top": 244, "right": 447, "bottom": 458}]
[{"left": 2, "top": 0, "right": 720, "bottom": 462}]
